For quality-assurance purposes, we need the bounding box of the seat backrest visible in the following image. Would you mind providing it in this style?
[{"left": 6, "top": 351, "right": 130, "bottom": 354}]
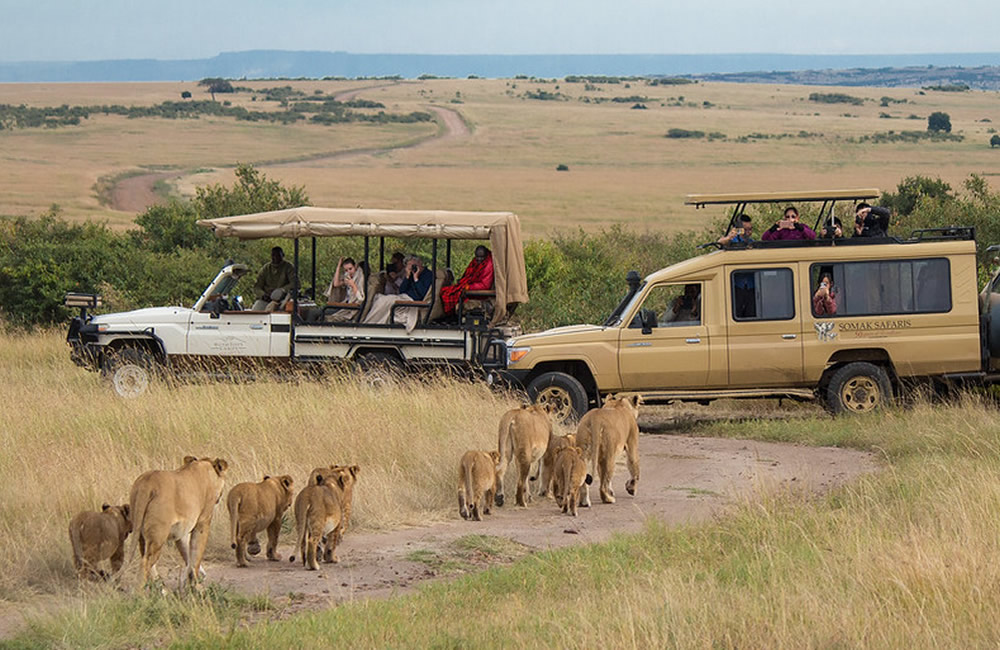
[{"left": 427, "top": 268, "right": 452, "bottom": 321}]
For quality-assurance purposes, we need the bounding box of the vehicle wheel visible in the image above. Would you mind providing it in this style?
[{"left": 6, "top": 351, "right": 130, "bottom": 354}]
[
  {"left": 103, "top": 347, "right": 156, "bottom": 399},
  {"left": 356, "top": 351, "right": 404, "bottom": 388},
  {"left": 825, "top": 362, "right": 893, "bottom": 415},
  {"left": 526, "top": 371, "right": 589, "bottom": 424}
]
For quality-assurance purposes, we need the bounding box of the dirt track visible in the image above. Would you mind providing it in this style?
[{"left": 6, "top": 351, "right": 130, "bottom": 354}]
[
  {"left": 204, "top": 432, "right": 875, "bottom": 615},
  {"left": 107, "top": 83, "right": 469, "bottom": 213}
]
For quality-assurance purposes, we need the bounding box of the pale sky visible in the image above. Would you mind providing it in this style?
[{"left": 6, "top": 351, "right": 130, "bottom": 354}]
[{"left": 2, "top": 0, "right": 999, "bottom": 62}]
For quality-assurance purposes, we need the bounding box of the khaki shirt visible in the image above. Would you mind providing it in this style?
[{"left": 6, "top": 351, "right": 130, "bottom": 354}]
[{"left": 254, "top": 260, "right": 297, "bottom": 299}]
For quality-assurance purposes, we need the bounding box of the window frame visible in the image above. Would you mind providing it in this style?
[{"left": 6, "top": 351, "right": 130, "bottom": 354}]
[
  {"left": 729, "top": 267, "right": 796, "bottom": 323},
  {"left": 808, "top": 257, "right": 952, "bottom": 318}
]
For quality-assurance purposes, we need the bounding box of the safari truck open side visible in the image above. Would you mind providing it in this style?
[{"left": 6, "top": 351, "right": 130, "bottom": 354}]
[
  {"left": 66, "top": 208, "right": 528, "bottom": 396},
  {"left": 501, "top": 189, "right": 999, "bottom": 422}
]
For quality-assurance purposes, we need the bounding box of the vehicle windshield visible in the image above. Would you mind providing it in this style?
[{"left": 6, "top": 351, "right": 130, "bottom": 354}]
[
  {"left": 213, "top": 272, "right": 241, "bottom": 297},
  {"left": 604, "top": 280, "right": 646, "bottom": 327}
]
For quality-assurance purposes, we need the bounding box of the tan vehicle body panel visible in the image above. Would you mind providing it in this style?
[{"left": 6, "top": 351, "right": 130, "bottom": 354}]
[{"left": 509, "top": 239, "right": 981, "bottom": 395}]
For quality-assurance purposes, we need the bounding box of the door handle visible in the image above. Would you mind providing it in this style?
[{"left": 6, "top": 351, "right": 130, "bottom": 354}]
[
  {"left": 685, "top": 338, "right": 701, "bottom": 344},
  {"left": 782, "top": 334, "right": 797, "bottom": 340}
]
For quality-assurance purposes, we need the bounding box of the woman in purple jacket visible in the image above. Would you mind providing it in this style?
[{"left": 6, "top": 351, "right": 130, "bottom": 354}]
[{"left": 762, "top": 206, "right": 817, "bottom": 241}]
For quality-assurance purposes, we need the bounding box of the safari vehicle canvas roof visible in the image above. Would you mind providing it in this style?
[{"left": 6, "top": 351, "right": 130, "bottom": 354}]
[
  {"left": 685, "top": 188, "right": 880, "bottom": 206},
  {"left": 197, "top": 206, "right": 529, "bottom": 323}
]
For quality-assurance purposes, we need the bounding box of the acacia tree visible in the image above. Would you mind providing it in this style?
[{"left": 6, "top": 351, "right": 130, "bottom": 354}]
[
  {"left": 991, "top": 134, "right": 1000, "bottom": 148},
  {"left": 928, "top": 111, "right": 952, "bottom": 133}
]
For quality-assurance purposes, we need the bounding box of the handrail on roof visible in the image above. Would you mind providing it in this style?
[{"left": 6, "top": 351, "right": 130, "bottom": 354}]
[{"left": 685, "top": 188, "right": 881, "bottom": 207}]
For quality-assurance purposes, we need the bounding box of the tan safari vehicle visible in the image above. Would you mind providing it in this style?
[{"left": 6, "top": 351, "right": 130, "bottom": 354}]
[{"left": 501, "top": 189, "right": 999, "bottom": 422}]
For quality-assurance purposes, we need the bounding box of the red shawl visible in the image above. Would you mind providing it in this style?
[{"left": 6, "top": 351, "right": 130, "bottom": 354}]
[{"left": 441, "top": 253, "right": 494, "bottom": 315}]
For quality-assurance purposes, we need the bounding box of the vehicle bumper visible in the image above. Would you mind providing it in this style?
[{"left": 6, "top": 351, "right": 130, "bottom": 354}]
[
  {"left": 66, "top": 317, "right": 102, "bottom": 370},
  {"left": 495, "top": 367, "right": 531, "bottom": 388}
]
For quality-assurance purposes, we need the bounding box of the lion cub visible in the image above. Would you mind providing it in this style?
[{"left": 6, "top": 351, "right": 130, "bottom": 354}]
[
  {"left": 552, "top": 446, "right": 592, "bottom": 517},
  {"left": 537, "top": 433, "right": 576, "bottom": 498},
  {"left": 290, "top": 466, "right": 359, "bottom": 570},
  {"left": 458, "top": 450, "right": 501, "bottom": 521},
  {"left": 227, "top": 475, "right": 295, "bottom": 567},
  {"left": 68, "top": 503, "right": 132, "bottom": 580}
]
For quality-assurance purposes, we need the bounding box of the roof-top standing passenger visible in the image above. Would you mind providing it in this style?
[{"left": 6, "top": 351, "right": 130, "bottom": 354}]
[{"left": 762, "top": 206, "right": 816, "bottom": 241}]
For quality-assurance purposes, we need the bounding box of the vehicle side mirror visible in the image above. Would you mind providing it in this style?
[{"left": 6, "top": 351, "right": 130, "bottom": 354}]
[{"left": 640, "top": 308, "right": 657, "bottom": 335}]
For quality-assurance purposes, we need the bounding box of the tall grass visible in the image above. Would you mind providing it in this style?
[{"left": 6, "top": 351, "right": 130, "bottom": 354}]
[
  {"left": 0, "top": 330, "right": 517, "bottom": 600},
  {"left": 10, "top": 328, "right": 1000, "bottom": 647}
]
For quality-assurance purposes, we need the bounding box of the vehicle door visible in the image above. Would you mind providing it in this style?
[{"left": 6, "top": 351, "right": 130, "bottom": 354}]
[
  {"left": 187, "top": 308, "right": 273, "bottom": 356},
  {"left": 618, "top": 282, "right": 710, "bottom": 389},
  {"left": 726, "top": 266, "right": 804, "bottom": 386}
]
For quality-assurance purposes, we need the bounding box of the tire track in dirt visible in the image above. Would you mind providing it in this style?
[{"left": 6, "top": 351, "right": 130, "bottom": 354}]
[{"left": 108, "top": 83, "right": 468, "bottom": 213}]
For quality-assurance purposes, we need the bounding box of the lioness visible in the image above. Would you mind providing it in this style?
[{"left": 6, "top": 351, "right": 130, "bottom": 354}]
[
  {"left": 289, "top": 472, "right": 347, "bottom": 571},
  {"left": 551, "top": 446, "right": 592, "bottom": 517},
  {"left": 307, "top": 464, "right": 360, "bottom": 563},
  {"left": 495, "top": 403, "right": 552, "bottom": 507},
  {"left": 129, "top": 455, "right": 228, "bottom": 588},
  {"left": 226, "top": 475, "right": 294, "bottom": 567},
  {"left": 537, "top": 433, "right": 576, "bottom": 498},
  {"left": 458, "top": 450, "right": 501, "bottom": 521},
  {"left": 68, "top": 503, "right": 132, "bottom": 580},
  {"left": 575, "top": 395, "right": 640, "bottom": 506}
]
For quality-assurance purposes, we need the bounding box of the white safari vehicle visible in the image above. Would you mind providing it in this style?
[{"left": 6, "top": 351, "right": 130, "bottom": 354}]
[{"left": 66, "top": 208, "right": 528, "bottom": 396}]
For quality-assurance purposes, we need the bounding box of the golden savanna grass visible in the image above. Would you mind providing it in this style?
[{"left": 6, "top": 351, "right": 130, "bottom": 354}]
[
  {"left": 0, "top": 329, "right": 518, "bottom": 600},
  {"left": 2, "top": 78, "right": 998, "bottom": 235}
]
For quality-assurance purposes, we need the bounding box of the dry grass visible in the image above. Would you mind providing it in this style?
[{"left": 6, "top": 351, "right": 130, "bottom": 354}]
[
  {"left": 2, "top": 79, "right": 998, "bottom": 236},
  {"left": 0, "top": 329, "right": 518, "bottom": 600}
]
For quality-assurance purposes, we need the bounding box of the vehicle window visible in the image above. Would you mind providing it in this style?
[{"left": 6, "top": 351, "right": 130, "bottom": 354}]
[
  {"left": 731, "top": 269, "right": 794, "bottom": 321},
  {"left": 809, "top": 258, "right": 950, "bottom": 317},
  {"left": 628, "top": 283, "right": 702, "bottom": 328}
]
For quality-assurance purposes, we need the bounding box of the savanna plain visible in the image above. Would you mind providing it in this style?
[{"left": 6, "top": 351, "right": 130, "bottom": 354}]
[{"left": 3, "top": 76, "right": 1000, "bottom": 647}]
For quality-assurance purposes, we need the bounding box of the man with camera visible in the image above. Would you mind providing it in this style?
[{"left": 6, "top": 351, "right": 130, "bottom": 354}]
[
  {"left": 853, "top": 202, "right": 891, "bottom": 238},
  {"left": 718, "top": 214, "right": 754, "bottom": 246},
  {"left": 363, "top": 255, "right": 434, "bottom": 329}
]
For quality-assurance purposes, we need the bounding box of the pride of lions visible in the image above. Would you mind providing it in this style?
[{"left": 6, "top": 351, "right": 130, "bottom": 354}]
[{"left": 68, "top": 395, "right": 639, "bottom": 589}]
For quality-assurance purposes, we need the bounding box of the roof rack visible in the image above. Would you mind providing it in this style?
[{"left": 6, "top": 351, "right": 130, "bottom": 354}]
[
  {"left": 907, "top": 227, "right": 976, "bottom": 242},
  {"left": 685, "top": 188, "right": 880, "bottom": 207}
]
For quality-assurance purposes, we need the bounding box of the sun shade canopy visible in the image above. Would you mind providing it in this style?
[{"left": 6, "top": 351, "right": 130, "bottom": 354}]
[
  {"left": 685, "top": 188, "right": 881, "bottom": 207},
  {"left": 197, "top": 206, "right": 529, "bottom": 324}
]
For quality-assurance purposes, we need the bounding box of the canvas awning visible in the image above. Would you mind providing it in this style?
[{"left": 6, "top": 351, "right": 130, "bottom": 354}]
[{"left": 197, "top": 207, "right": 529, "bottom": 324}]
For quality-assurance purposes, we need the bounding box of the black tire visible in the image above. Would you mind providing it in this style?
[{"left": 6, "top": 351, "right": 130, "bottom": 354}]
[
  {"left": 355, "top": 350, "right": 404, "bottom": 387},
  {"left": 526, "top": 371, "right": 589, "bottom": 424},
  {"left": 825, "top": 362, "right": 893, "bottom": 415},
  {"left": 103, "top": 346, "right": 157, "bottom": 398}
]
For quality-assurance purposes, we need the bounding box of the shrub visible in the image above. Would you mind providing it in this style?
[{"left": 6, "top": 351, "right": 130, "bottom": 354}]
[
  {"left": 665, "top": 128, "right": 705, "bottom": 139},
  {"left": 555, "top": 164, "right": 569, "bottom": 171},
  {"left": 927, "top": 111, "right": 952, "bottom": 133},
  {"left": 808, "top": 92, "right": 864, "bottom": 105}
]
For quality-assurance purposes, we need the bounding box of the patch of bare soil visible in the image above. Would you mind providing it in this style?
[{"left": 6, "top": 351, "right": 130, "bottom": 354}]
[
  {"left": 109, "top": 171, "right": 181, "bottom": 213},
  {"left": 205, "top": 433, "right": 875, "bottom": 617}
]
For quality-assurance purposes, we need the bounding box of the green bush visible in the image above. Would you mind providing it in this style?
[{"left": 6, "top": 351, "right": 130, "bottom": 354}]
[{"left": 665, "top": 128, "right": 705, "bottom": 139}]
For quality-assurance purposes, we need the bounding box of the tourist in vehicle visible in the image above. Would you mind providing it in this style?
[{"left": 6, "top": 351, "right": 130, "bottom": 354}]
[
  {"left": 854, "top": 202, "right": 891, "bottom": 238},
  {"left": 668, "top": 284, "right": 701, "bottom": 323},
  {"left": 383, "top": 252, "right": 406, "bottom": 294},
  {"left": 819, "top": 216, "right": 844, "bottom": 239},
  {"left": 762, "top": 206, "right": 816, "bottom": 241},
  {"left": 323, "top": 257, "right": 365, "bottom": 322},
  {"left": 440, "top": 245, "right": 494, "bottom": 317},
  {"left": 718, "top": 214, "right": 753, "bottom": 246},
  {"left": 363, "top": 255, "right": 433, "bottom": 329},
  {"left": 252, "top": 246, "right": 297, "bottom": 311},
  {"left": 812, "top": 273, "right": 837, "bottom": 315}
]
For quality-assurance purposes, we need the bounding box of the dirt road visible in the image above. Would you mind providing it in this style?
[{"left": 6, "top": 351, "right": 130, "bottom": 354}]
[
  {"left": 107, "top": 85, "right": 469, "bottom": 213},
  {"left": 204, "top": 433, "right": 875, "bottom": 613}
]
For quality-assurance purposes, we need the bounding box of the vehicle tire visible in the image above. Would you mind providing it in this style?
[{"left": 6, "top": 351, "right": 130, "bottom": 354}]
[
  {"left": 103, "top": 347, "right": 157, "bottom": 399},
  {"left": 526, "top": 371, "right": 589, "bottom": 425},
  {"left": 825, "top": 362, "right": 893, "bottom": 415},
  {"left": 356, "top": 351, "right": 404, "bottom": 388}
]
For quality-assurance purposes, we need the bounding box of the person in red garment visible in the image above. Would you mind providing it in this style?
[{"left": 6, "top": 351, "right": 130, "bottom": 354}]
[{"left": 441, "top": 245, "right": 494, "bottom": 316}]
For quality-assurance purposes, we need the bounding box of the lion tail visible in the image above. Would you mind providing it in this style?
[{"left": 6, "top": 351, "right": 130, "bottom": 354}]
[
  {"left": 127, "top": 485, "right": 155, "bottom": 570},
  {"left": 68, "top": 518, "right": 83, "bottom": 572},
  {"left": 228, "top": 494, "right": 240, "bottom": 550},
  {"left": 464, "top": 457, "right": 476, "bottom": 507}
]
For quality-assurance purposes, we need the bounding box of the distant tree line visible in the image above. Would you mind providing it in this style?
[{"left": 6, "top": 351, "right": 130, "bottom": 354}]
[
  {"left": 0, "top": 98, "right": 428, "bottom": 131},
  {"left": 808, "top": 92, "right": 865, "bottom": 106}
]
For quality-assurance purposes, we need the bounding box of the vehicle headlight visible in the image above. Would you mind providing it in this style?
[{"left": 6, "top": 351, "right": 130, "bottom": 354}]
[{"left": 507, "top": 346, "right": 531, "bottom": 364}]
